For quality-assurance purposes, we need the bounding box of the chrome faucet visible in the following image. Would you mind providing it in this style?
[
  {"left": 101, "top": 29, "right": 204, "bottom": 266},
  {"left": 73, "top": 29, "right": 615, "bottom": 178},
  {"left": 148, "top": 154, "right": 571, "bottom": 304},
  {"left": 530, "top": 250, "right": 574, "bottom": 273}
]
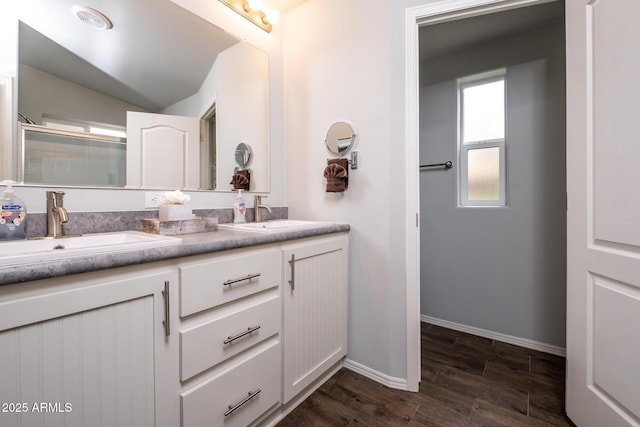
[
  {"left": 46, "top": 191, "right": 69, "bottom": 237},
  {"left": 254, "top": 195, "right": 272, "bottom": 223}
]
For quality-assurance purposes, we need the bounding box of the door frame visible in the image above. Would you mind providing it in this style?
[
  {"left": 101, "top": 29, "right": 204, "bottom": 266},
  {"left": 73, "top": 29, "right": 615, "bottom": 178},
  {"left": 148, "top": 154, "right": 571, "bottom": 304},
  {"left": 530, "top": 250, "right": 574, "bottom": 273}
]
[{"left": 404, "top": 0, "right": 561, "bottom": 392}]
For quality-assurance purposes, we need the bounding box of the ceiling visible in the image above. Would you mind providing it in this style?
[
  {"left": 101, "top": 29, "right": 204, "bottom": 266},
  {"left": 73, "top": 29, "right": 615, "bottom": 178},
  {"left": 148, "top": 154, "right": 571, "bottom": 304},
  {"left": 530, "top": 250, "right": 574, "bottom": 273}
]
[
  {"left": 16, "top": 0, "right": 308, "bottom": 111},
  {"left": 17, "top": 0, "right": 558, "bottom": 110},
  {"left": 419, "top": 1, "right": 564, "bottom": 61}
]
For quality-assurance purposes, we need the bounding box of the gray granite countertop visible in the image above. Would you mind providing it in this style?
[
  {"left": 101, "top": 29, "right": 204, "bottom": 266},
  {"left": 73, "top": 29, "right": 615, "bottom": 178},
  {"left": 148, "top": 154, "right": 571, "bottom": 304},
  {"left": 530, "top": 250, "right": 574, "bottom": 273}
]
[{"left": 0, "top": 223, "right": 349, "bottom": 286}]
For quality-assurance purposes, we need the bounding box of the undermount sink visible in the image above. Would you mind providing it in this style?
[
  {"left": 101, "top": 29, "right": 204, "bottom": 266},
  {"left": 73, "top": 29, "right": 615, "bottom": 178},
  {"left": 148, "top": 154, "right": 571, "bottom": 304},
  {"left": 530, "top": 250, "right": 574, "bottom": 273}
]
[
  {"left": 218, "top": 219, "right": 331, "bottom": 233},
  {"left": 0, "top": 231, "right": 181, "bottom": 267}
]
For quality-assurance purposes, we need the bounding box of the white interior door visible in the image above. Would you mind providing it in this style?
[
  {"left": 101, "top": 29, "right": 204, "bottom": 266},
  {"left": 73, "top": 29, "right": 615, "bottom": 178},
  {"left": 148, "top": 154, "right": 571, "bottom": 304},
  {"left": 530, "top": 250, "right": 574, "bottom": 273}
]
[
  {"left": 126, "top": 111, "right": 200, "bottom": 189},
  {"left": 566, "top": 1, "right": 640, "bottom": 425}
]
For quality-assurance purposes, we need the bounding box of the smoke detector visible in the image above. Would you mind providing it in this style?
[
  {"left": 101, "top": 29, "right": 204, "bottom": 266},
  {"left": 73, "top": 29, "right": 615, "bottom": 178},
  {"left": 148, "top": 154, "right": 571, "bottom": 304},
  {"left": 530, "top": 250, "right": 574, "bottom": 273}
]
[{"left": 72, "top": 6, "right": 113, "bottom": 30}]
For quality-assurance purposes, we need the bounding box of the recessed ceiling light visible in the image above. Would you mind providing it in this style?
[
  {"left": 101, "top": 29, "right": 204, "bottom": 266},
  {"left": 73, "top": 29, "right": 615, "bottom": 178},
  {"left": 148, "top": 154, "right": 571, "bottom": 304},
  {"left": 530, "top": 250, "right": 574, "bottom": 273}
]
[{"left": 72, "top": 6, "right": 113, "bottom": 30}]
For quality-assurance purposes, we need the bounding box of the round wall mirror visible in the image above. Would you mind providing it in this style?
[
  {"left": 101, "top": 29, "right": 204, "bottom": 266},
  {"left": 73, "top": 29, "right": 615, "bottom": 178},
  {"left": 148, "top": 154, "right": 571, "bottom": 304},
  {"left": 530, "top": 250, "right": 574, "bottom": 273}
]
[
  {"left": 234, "top": 142, "right": 252, "bottom": 168},
  {"left": 325, "top": 121, "right": 356, "bottom": 155}
]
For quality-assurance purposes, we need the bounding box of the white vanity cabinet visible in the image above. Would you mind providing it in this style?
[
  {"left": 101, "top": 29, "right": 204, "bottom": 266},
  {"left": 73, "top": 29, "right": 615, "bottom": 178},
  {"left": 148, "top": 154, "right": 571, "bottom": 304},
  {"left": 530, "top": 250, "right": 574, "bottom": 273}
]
[
  {"left": 0, "top": 266, "right": 179, "bottom": 427},
  {"left": 0, "top": 229, "right": 349, "bottom": 427},
  {"left": 177, "top": 233, "right": 349, "bottom": 425},
  {"left": 281, "top": 233, "right": 349, "bottom": 403},
  {"left": 177, "top": 246, "right": 283, "bottom": 427}
]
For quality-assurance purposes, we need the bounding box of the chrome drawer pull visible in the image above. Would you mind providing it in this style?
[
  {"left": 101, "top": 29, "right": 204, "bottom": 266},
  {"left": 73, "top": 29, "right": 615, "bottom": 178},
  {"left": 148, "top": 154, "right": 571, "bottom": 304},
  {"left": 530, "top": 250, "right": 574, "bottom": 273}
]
[
  {"left": 223, "top": 273, "right": 261, "bottom": 286},
  {"left": 223, "top": 325, "right": 261, "bottom": 344},
  {"left": 224, "top": 388, "right": 262, "bottom": 417}
]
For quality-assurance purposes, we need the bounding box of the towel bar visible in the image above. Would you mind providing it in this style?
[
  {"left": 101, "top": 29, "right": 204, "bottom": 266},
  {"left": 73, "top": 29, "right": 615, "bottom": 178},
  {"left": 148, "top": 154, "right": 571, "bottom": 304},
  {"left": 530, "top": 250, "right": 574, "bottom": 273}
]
[{"left": 420, "top": 161, "right": 453, "bottom": 170}]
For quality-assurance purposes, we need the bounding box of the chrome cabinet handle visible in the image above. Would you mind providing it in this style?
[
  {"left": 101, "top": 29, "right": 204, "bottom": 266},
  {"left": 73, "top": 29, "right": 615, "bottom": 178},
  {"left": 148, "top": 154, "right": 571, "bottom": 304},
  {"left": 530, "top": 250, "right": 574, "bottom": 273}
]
[
  {"left": 223, "top": 273, "right": 261, "bottom": 286},
  {"left": 287, "top": 250, "right": 339, "bottom": 292},
  {"left": 288, "top": 254, "right": 295, "bottom": 291},
  {"left": 223, "top": 325, "right": 261, "bottom": 344},
  {"left": 162, "top": 280, "right": 170, "bottom": 337},
  {"left": 224, "top": 388, "right": 262, "bottom": 417}
]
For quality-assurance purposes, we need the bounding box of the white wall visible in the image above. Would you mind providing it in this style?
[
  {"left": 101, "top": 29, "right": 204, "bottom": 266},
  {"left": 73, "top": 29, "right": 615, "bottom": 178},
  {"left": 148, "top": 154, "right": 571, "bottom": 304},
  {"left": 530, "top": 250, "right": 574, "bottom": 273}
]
[
  {"left": 166, "top": 43, "right": 270, "bottom": 192},
  {"left": 283, "top": 0, "right": 429, "bottom": 381},
  {"left": 214, "top": 44, "right": 269, "bottom": 192}
]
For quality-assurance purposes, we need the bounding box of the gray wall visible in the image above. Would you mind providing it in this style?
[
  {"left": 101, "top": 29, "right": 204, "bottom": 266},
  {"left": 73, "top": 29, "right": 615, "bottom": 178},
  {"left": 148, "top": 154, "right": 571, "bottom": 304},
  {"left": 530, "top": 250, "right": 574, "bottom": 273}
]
[{"left": 419, "top": 21, "right": 567, "bottom": 347}]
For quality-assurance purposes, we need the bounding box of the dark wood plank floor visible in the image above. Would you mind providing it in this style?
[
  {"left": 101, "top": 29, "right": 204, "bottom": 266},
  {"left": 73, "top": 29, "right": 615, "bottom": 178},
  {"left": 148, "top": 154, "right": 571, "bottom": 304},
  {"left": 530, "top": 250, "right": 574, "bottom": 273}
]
[{"left": 277, "top": 322, "right": 576, "bottom": 426}]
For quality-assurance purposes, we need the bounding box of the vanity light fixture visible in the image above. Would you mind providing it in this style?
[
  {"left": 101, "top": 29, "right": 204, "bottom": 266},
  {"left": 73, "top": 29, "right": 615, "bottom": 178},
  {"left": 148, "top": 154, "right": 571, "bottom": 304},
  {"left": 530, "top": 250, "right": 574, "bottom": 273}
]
[
  {"left": 218, "top": 0, "right": 277, "bottom": 33},
  {"left": 72, "top": 6, "right": 113, "bottom": 30}
]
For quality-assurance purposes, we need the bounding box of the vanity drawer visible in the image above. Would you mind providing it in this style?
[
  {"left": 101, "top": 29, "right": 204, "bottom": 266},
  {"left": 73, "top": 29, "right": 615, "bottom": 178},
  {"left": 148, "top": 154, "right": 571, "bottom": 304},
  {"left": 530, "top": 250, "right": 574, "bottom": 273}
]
[
  {"left": 181, "top": 341, "right": 281, "bottom": 427},
  {"left": 179, "top": 248, "right": 281, "bottom": 316},
  {"left": 180, "top": 296, "right": 280, "bottom": 381}
]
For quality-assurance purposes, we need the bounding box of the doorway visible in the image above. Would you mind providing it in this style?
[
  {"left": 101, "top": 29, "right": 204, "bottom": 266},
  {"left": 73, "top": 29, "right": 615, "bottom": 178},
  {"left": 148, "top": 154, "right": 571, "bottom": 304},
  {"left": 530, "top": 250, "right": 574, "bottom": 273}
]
[
  {"left": 201, "top": 102, "right": 217, "bottom": 190},
  {"left": 419, "top": 2, "right": 566, "bottom": 350},
  {"left": 404, "top": 0, "right": 566, "bottom": 393}
]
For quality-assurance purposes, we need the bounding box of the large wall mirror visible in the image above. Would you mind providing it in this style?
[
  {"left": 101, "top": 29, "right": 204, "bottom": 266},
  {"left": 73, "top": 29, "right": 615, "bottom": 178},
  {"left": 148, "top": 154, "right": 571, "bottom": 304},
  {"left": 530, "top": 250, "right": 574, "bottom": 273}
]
[{"left": 7, "top": 0, "right": 270, "bottom": 192}]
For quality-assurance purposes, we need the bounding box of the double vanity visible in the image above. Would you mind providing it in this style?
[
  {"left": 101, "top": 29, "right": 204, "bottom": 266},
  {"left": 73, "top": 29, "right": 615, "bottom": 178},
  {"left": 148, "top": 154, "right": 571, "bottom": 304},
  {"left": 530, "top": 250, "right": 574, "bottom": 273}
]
[{"left": 0, "top": 220, "right": 349, "bottom": 427}]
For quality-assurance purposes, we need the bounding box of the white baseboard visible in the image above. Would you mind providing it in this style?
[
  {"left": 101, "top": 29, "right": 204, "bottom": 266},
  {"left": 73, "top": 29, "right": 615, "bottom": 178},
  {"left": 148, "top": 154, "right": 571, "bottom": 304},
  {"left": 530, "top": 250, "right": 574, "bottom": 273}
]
[
  {"left": 421, "top": 315, "right": 566, "bottom": 357},
  {"left": 257, "top": 362, "right": 344, "bottom": 426},
  {"left": 343, "top": 358, "right": 409, "bottom": 391}
]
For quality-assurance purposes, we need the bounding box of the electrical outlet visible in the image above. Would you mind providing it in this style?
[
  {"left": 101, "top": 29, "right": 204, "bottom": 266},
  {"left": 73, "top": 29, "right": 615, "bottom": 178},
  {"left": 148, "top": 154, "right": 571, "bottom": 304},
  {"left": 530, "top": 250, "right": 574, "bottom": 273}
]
[{"left": 144, "top": 192, "right": 164, "bottom": 208}]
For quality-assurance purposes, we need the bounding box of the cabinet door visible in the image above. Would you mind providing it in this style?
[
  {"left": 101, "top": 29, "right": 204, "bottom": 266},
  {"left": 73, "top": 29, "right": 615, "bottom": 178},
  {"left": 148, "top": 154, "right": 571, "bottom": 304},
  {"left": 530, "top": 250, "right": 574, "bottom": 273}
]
[
  {"left": 0, "top": 269, "right": 178, "bottom": 427},
  {"left": 282, "top": 234, "right": 348, "bottom": 403}
]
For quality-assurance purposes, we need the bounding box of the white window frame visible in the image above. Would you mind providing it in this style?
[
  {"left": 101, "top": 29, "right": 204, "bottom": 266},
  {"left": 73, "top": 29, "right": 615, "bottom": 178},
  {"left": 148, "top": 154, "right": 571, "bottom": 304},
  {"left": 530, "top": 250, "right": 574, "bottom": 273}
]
[
  {"left": 42, "top": 114, "right": 126, "bottom": 139},
  {"left": 458, "top": 69, "right": 507, "bottom": 207}
]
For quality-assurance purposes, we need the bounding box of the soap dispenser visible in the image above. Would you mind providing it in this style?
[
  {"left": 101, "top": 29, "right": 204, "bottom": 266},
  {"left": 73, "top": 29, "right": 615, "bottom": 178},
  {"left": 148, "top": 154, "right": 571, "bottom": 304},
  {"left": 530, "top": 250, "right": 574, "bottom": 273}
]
[
  {"left": 233, "top": 189, "right": 247, "bottom": 224},
  {"left": 0, "top": 180, "right": 27, "bottom": 240}
]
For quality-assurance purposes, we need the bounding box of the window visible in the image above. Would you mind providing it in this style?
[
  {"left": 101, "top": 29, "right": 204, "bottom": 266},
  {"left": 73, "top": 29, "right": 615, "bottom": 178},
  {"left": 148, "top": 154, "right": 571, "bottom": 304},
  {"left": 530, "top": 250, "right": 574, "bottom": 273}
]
[
  {"left": 42, "top": 115, "right": 127, "bottom": 139},
  {"left": 458, "top": 69, "right": 506, "bottom": 206}
]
